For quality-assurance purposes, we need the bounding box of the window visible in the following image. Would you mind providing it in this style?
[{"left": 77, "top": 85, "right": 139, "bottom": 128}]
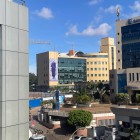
[
  {"left": 118, "top": 50, "right": 120, "bottom": 53},
  {"left": 102, "top": 74, "right": 104, "bottom": 76},
  {"left": 102, "top": 62, "right": 104, "bottom": 64},
  {"left": 137, "top": 73, "right": 139, "bottom": 81},
  {"left": 95, "top": 68, "right": 97, "bottom": 70},
  {"left": 95, "top": 74, "right": 97, "bottom": 76},
  {"left": 94, "top": 62, "right": 97, "bottom": 64},
  {"left": 87, "top": 74, "right": 89, "bottom": 77},
  {"left": 129, "top": 73, "right": 131, "bottom": 81},
  {"left": 98, "top": 68, "right": 101, "bottom": 70},
  {"left": 118, "top": 33, "right": 120, "bottom": 35},
  {"left": 118, "top": 41, "right": 120, "bottom": 44},
  {"left": 90, "top": 62, "right": 93, "bottom": 64},
  {"left": 91, "top": 74, "right": 93, "bottom": 77},
  {"left": 102, "top": 68, "right": 104, "bottom": 70},
  {"left": 99, "top": 74, "right": 101, "bottom": 76},
  {"left": 87, "top": 68, "right": 89, "bottom": 71},
  {"left": 106, "top": 68, "right": 107, "bottom": 70},
  {"left": 132, "top": 73, "right": 134, "bottom": 81},
  {"left": 98, "top": 61, "right": 101, "bottom": 64},
  {"left": 118, "top": 59, "right": 120, "bottom": 62},
  {"left": 105, "top": 62, "right": 107, "bottom": 64},
  {"left": 91, "top": 68, "right": 93, "bottom": 70},
  {"left": 87, "top": 62, "right": 89, "bottom": 64}
]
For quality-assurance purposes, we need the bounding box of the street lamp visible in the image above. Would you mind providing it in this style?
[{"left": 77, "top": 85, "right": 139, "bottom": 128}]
[{"left": 69, "top": 127, "right": 87, "bottom": 140}]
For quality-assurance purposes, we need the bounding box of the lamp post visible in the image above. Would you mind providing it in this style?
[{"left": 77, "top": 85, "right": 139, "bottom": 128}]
[{"left": 69, "top": 127, "right": 86, "bottom": 140}]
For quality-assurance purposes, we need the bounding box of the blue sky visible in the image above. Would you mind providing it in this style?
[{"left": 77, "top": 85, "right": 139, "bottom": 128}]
[{"left": 27, "top": 0, "right": 140, "bottom": 74}]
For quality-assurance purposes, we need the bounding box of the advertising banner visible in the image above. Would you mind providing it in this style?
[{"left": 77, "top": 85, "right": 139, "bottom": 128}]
[{"left": 49, "top": 59, "right": 58, "bottom": 81}]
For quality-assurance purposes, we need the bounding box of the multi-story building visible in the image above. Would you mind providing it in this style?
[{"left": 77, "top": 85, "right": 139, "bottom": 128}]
[
  {"left": 37, "top": 51, "right": 87, "bottom": 88},
  {"left": 110, "top": 16, "right": 140, "bottom": 101},
  {"left": 0, "top": 0, "right": 29, "bottom": 139},
  {"left": 85, "top": 53, "right": 109, "bottom": 82},
  {"left": 37, "top": 37, "right": 116, "bottom": 88},
  {"left": 100, "top": 37, "right": 116, "bottom": 70}
]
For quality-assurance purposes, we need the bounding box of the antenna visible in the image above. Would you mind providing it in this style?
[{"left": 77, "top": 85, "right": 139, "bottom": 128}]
[{"left": 116, "top": 7, "right": 120, "bottom": 20}]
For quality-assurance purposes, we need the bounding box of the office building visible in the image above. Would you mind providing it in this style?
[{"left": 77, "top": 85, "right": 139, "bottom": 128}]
[
  {"left": 110, "top": 16, "right": 140, "bottom": 101},
  {"left": 85, "top": 53, "right": 109, "bottom": 82},
  {"left": 37, "top": 51, "right": 86, "bottom": 88},
  {"left": 37, "top": 37, "right": 116, "bottom": 88},
  {"left": 0, "top": 0, "right": 29, "bottom": 139}
]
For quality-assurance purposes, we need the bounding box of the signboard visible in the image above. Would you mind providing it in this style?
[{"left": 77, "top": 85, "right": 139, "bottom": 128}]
[
  {"left": 128, "top": 18, "right": 140, "bottom": 25},
  {"left": 49, "top": 59, "right": 58, "bottom": 81}
]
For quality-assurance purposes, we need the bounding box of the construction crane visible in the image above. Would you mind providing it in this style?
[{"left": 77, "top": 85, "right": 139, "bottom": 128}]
[{"left": 30, "top": 40, "right": 51, "bottom": 45}]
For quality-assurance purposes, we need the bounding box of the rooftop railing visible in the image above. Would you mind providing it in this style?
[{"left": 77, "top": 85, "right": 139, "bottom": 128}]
[{"left": 10, "top": 0, "right": 26, "bottom": 6}]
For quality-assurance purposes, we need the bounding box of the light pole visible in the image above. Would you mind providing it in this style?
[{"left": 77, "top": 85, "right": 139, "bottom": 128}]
[{"left": 69, "top": 127, "right": 86, "bottom": 140}]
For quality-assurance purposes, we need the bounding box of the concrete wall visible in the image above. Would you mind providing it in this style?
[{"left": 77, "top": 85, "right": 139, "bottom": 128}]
[{"left": 0, "top": 0, "right": 29, "bottom": 139}]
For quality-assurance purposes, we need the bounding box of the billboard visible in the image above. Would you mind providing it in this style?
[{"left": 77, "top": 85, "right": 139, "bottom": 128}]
[{"left": 49, "top": 59, "right": 58, "bottom": 81}]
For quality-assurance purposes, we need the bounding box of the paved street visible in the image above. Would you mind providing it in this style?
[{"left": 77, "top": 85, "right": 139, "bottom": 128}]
[{"left": 30, "top": 107, "right": 70, "bottom": 140}]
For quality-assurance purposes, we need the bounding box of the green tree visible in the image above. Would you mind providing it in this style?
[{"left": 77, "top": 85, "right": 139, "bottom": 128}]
[
  {"left": 116, "top": 93, "right": 130, "bottom": 105},
  {"left": 67, "top": 110, "right": 92, "bottom": 127},
  {"left": 29, "top": 73, "right": 37, "bottom": 91},
  {"left": 129, "top": 128, "right": 139, "bottom": 140},
  {"left": 96, "top": 82, "right": 110, "bottom": 103},
  {"left": 76, "top": 95, "right": 91, "bottom": 104},
  {"left": 136, "top": 94, "right": 140, "bottom": 103}
]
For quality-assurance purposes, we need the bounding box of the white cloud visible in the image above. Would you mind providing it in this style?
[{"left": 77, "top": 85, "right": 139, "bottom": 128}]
[
  {"left": 66, "top": 23, "right": 111, "bottom": 36},
  {"left": 129, "top": 1, "right": 140, "bottom": 17},
  {"left": 89, "top": 0, "right": 102, "bottom": 5},
  {"left": 66, "top": 25, "right": 79, "bottom": 36},
  {"left": 29, "top": 64, "right": 36, "bottom": 75},
  {"left": 104, "top": 4, "right": 122, "bottom": 14},
  {"left": 36, "top": 7, "right": 53, "bottom": 19}
]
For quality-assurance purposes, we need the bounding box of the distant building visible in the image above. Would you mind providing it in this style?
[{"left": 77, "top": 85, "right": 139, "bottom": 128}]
[
  {"left": 85, "top": 53, "right": 109, "bottom": 82},
  {"left": 37, "top": 37, "right": 116, "bottom": 88}
]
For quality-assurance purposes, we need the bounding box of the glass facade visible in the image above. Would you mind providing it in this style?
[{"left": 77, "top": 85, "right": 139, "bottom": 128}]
[
  {"left": 58, "top": 57, "right": 86, "bottom": 84},
  {"left": 118, "top": 74, "right": 127, "bottom": 93},
  {"left": 121, "top": 23, "right": 140, "bottom": 69}
]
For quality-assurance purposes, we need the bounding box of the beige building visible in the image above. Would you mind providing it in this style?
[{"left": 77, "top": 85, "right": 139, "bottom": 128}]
[
  {"left": 86, "top": 37, "right": 116, "bottom": 82},
  {"left": 85, "top": 53, "right": 109, "bottom": 82},
  {"left": 37, "top": 51, "right": 59, "bottom": 87},
  {"left": 100, "top": 37, "right": 116, "bottom": 70}
]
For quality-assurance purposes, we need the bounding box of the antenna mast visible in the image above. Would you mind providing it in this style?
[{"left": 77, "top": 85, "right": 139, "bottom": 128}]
[{"left": 116, "top": 7, "right": 120, "bottom": 20}]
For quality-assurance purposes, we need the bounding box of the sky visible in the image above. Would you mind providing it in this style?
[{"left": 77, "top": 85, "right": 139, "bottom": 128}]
[{"left": 26, "top": 0, "right": 140, "bottom": 74}]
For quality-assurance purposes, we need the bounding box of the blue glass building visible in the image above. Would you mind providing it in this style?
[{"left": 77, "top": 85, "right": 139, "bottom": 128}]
[
  {"left": 122, "top": 22, "right": 140, "bottom": 69},
  {"left": 58, "top": 57, "right": 86, "bottom": 84}
]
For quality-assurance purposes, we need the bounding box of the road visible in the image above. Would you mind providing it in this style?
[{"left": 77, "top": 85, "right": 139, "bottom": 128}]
[{"left": 30, "top": 107, "right": 70, "bottom": 140}]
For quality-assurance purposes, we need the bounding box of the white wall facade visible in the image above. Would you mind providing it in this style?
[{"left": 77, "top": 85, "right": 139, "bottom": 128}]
[{"left": 0, "top": 0, "right": 29, "bottom": 140}]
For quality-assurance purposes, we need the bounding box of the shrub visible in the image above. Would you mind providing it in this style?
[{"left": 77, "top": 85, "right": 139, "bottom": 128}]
[
  {"left": 136, "top": 94, "right": 140, "bottom": 103},
  {"left": 76, "top": 95, "right": 91, "bottom": 104},
  {"left": 67, "top": 110, "right": 92, "bottom": 127},
  {"left": 116, "top": 93, "right": 130, "bottom": 105}
]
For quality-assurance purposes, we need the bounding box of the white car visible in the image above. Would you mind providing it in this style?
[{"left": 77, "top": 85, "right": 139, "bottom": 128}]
[
  {"left": 29, "top": 135, "right": 46, "bottom": 140},
  {"left": 74, "top": 135, "right": 87, "bottom": 140}
]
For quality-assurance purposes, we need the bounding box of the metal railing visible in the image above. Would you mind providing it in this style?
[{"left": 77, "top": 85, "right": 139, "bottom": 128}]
[{"left": 11, "top": 0, "right": 26, "bottom": 6}]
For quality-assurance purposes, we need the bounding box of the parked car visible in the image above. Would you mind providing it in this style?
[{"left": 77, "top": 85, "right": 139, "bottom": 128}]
[
  {"left": 29, "top": 135, "right": 46, "bottom": 140},
  {"left": 73, "top": 136, "right": 94, "bottom": 140},
  {"left": 74, "top": 135, "right": 87, "bottom": 140}
]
